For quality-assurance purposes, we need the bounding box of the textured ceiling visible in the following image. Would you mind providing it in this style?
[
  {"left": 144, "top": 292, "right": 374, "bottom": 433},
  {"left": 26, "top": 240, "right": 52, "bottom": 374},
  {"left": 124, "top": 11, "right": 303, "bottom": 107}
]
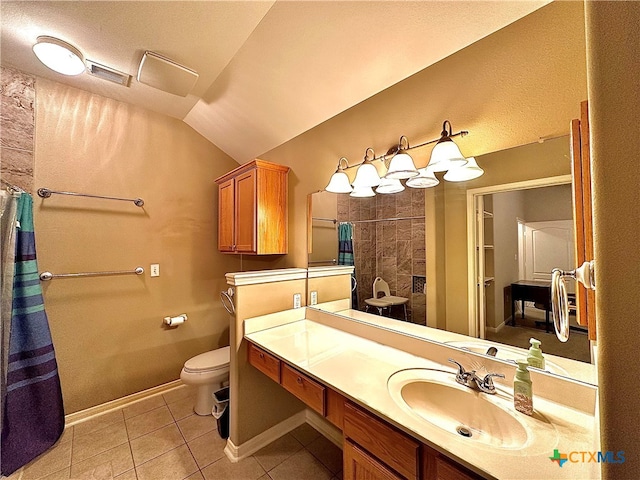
[{"left": 1, "top": 1, "right": 550, "bottom": 163}]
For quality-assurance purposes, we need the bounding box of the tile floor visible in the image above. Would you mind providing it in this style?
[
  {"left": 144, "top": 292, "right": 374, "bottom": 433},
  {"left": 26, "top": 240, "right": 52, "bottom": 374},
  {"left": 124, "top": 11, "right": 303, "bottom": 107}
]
[{"left": 5, "top": 385, "right": 343, "bottom": 480}]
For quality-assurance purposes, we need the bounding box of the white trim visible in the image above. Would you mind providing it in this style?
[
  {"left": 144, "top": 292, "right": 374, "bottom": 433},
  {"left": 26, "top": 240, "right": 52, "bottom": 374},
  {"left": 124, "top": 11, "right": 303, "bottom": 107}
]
[
  {"left": 224, "top": 410, "right": 307, "bottom": 463},
  {"left": 226, "top": 268, "right": 308, "bottom": 286},
  {"left": 307, "top": 266, "right": 354, "bottom": 278},
  {"left": 484, "top": 320, "right": 506, "bottom": 334},
  {"left": 466, "top": 175, "right": 572, "bottom": 342},
  {"left": 64, "top": 380, "right": 183, "bottom": 426}
]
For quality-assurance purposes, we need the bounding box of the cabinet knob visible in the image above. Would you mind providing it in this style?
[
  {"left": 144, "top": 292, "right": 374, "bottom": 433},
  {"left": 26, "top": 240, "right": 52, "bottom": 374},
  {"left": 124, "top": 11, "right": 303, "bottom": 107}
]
[
  {"left": 259, "top": 352, "right": 264, "bottom": 359},
  {"left": 296, "top": 377, "right": 303, "bottom": 385}
]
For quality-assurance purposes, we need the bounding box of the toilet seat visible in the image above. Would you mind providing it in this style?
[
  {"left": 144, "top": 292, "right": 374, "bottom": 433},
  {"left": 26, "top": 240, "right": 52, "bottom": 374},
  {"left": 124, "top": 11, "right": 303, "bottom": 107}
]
[{"left": 183, "top": 346, "right": 230, "bottom": 374}]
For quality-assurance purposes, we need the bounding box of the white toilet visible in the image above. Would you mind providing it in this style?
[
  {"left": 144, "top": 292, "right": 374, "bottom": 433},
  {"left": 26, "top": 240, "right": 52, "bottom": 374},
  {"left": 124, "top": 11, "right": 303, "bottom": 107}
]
[{"left": 180, "top": 346, "right": 230, "bottom": 416}]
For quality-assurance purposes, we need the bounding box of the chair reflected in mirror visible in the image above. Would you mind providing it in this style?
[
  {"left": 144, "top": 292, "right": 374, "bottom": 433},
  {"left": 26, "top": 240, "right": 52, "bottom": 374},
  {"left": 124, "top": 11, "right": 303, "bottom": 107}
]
[{"left": 364, "top": 276, "right": 409, "bottom": 321}]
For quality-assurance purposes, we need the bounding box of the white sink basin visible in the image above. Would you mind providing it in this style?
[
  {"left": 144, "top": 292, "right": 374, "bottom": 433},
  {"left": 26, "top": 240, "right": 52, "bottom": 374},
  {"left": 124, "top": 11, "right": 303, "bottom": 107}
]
[
  {"left": 445, "top": 341, "right": 569, "bottom": 376},
  {"left": 387, "top": 368, "right": 556, "bottom": 453}
]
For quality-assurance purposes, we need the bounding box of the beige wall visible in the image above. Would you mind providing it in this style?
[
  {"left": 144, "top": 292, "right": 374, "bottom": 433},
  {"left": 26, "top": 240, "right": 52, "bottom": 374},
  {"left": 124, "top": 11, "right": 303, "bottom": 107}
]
[
  {"left": 586, "top": 1, "right": 640, "bottom": 477},
  {"left": 523, "top": 184, "right": 573, "bottom": 222},
  {"left": 33, "top": 78, "right": 242, "bottom": 413},
  {"left": 309, "top": 191, "right": 338, "bottom": 265},
  {"left": 491, "top": 191, "right": 525, "bottom": 327},
  {"left": 260, "top": 1, "right": 587, "bottom": 277}
]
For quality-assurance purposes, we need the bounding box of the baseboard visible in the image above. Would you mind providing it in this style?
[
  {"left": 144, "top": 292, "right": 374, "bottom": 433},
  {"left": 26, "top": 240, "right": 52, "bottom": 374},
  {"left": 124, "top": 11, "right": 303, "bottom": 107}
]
[
  {"left": 485, "top": 320, "right": 506, "bottom": 334},
  {"left": 65, "top": 379, "right": 184, "bottom": 427},
  {"left": 224, "top": 410, "right": 307, "bottom": 463}
]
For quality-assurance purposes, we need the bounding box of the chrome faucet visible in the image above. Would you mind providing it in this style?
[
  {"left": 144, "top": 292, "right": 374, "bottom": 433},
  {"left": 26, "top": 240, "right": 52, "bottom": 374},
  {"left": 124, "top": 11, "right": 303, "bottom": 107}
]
[{"left": 448, "top": 359, "right": 505, "bottom": 395}]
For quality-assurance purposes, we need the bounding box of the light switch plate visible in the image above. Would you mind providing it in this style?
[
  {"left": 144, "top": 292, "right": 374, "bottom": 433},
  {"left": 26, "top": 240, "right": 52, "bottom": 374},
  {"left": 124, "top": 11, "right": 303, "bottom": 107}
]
[
  {"left": 150, "top": 264, "right": 160, "bottom": 277},
  {"left": 293, "top": 293, "right": 302, "bottom": 309},
  {"left": 310, "top": 291, "right": 318, "bottom": 305}
]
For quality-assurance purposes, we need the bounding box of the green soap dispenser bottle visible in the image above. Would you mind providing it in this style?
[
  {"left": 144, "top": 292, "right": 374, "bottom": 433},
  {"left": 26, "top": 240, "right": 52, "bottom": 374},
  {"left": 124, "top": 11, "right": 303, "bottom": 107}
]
[
  {"left": 527, "top": 338, "right": 545, "bottom": 369},
  {"left": 514, "top": 360, "right": 533, "bottom": 416}
]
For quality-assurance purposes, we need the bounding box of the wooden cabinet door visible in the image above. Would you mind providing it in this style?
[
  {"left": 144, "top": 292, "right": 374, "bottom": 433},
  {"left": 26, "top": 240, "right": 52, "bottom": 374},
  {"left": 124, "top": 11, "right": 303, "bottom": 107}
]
[
  {"left": 344, "top": 440, "right": 404, "bottom": 480},
  {"left": 571, "top": 100, "right": 596, "bottom": 340},
  {"left": 234, "top": 169, "right": 257, "bottom": 253},
  {"left": 218, "top": 178, "right": 235, "bottom": 252}
]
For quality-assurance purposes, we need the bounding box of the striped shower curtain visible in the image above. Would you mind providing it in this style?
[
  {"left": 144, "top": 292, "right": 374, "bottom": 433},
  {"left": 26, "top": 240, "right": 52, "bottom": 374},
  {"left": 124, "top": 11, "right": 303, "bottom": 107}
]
[
  {"left": 338, "top": 222, "right": 358, "bottom": 308},
  {"left": 1, "top": 193, "right": 64, "bottom": 476}
]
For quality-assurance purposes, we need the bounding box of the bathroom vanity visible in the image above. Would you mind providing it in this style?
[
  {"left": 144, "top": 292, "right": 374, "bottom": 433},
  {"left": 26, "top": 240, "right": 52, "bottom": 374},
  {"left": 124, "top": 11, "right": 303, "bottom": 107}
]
[{"left": 244, "top": 306, "right": 599, "bottom": 480}]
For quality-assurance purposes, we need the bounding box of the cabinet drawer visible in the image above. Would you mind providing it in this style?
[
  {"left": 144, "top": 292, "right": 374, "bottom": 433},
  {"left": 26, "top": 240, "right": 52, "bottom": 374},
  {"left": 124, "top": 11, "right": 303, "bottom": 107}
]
[
  {"left": 247, "top": 343, "right": 280, "bottom": 383},
  {"left": 344, "top": 402, "right": 419, "bottom": 480},
  {"left": 281, "top": 364, "right": 326, "bottom": 415},
  {"left": 344, "top": 439, "right": 404, "bottom": 480}
]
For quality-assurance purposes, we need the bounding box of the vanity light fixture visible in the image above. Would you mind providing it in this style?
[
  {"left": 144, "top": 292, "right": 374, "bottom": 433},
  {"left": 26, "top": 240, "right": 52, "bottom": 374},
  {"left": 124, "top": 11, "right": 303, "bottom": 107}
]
[
  {"left": 324, "top": 120, "right": 481, "bottom": 196},
  {"left": 33, "top": 36, "right": 85, "bottom": 76},
  {"left": 385, "top": 136, "right": 419, "bottom": 179},
  {"left": 325, "top": 157, "right": 353, "bottom": 193},
  {"left": 351, "top": 148, "right": 382, "bottom": 189},
  {"left": 427, "top": 120, "right": 469, "bottom": 172},
  {"left": 406, "top": 166, "right": 440, "bottom": 188},
  {"left": 443, "top": 157, "right": 484, "bottom": 182},
  {"left": 376, "top": 177, "right": 405, "bottom": 194}
]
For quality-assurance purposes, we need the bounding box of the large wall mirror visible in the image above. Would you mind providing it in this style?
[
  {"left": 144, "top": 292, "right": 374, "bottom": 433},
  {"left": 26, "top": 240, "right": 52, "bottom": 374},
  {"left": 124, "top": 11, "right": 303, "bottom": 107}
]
[{"left": 307, "top": 135, "right": 595, "bottom": 379}]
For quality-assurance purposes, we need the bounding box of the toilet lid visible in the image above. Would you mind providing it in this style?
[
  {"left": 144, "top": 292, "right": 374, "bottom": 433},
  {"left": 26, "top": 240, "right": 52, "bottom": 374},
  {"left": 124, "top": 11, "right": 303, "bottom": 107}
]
[{"left": 184, "top": 346, "right": 230, "bottom": 373}]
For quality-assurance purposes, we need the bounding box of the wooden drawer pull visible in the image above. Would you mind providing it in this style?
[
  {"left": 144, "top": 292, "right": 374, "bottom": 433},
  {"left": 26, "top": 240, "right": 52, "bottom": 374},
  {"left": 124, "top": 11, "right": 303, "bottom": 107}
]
[{"left": 297, "top": 377, "right": 303, "bottom": 385}]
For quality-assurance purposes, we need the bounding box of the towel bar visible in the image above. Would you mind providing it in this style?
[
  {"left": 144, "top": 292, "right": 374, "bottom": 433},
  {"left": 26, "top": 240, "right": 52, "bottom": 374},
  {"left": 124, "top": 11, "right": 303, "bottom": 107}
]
[
  {"left": 39, "top": 267, "right": 144, "bottom": 281},
  {"left": 37, "top": 187, "right": 144, "bottom": 207}
]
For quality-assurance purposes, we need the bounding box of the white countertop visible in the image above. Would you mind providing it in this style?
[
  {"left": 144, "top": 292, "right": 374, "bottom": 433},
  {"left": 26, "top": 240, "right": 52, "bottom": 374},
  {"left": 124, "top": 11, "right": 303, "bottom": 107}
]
[{"left": 245, "top": 308, "right": 600, "bottom": 480}]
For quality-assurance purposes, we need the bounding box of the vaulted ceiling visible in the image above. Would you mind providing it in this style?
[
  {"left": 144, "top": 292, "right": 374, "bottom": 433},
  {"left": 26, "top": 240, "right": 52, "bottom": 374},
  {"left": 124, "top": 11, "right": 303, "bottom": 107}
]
[{"left": 1, "top": 1, "right": 550, "bottom": 163}]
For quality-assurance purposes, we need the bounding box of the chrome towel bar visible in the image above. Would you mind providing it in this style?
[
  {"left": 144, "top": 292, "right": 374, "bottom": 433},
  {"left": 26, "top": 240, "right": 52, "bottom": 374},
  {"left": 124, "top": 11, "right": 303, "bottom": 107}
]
[
  {"left": 37, "top": 187, "right": 144, "bottom": 207},
  {"left": 40, "top": 267, "right": 144, "bottom": 281}
]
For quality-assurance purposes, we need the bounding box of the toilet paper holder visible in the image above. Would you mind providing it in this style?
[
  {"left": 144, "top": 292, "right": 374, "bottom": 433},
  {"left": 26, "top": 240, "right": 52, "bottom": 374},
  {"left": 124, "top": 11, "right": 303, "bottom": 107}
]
[{"left": 164, "top": 313, "right": 187, "bottom": 326}]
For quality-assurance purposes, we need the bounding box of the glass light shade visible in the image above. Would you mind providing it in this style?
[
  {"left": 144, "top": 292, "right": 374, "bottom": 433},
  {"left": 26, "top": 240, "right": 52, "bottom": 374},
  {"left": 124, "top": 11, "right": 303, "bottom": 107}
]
[
  {"left": 376, "top": 177, "right": 404, "bottom": 194},
  {"left": 350, "top": 186, "right": 375, "bottom": 197},
  {"left": 351, "top": 161, "right": 381, "bottom": 188},
  {"left": 325, "top": 170, "right": 353, "bottom": 193},
  {"left": 33, "top": 36, "right": 85, "bottom": 75},
  {"left": 428, "top": 139, "right": 468, "bottom": 172},
  {"left": 385, "top": 152, "right": 419, "bottom": 179},
  {"left": 443, "top": 157, "right": 484, "bottom": 182},
  {"left": 406, "top": 167, "right": 439, "bottom": 188}
]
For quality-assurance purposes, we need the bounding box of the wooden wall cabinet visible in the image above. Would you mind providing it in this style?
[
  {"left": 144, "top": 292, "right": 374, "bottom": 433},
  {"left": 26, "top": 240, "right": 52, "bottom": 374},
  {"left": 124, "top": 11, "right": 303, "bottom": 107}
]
[{"left": 214, "top": 159, "right": 290, "bottom": 254}]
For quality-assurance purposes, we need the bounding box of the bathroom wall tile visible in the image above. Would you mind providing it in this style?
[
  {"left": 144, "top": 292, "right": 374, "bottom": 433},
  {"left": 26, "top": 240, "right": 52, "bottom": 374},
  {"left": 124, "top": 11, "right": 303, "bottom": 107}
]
[
  {"left": 268, "top": 449, "right": 332, "bottom": 480},
  {"left": 20, "top": 440, "right": 72, "bottom": 480},
  {"left": 135, "top": 445, "right": 198, "bottom": 480},
  {"left": 130, "top": 423, "right": 185, "bottom": 467},
  {"left": 72, "top": 421, "right": 129, "bottom": 464},
  {"left": 411, "top": 190, "right": 426, "bottom": 216},
  {"left": 397, "top": 275, "right": 412, "bottom": 300},
  {"left": 125, "top": 406, "right": 174, "bottom": 440},
  {"left": 1, "top": 147, "right": 33, "bottom": 193},
  {"left": 413, "top": 259, "right": 426, "bottom": 276},
  {"left": 397, "top": 242, "right": 412, "bottom": 275},
  {"left": 123, "top": 395, "right": 166, "bottom": 420},
  {"left": 290, "top": 423, "right": 321, "bottom": 447},
  {"left": 412, "top": 306, "right": 427, "bottom": 326},
  {"left": 0, "top": 66, "right": 35, "bottom": 151},
  {"left": 176, "top": 412, "right": 217, "bottom": 442},
  {"left": 412, "top": 293, "right": 427, "bottom": 307},
  {"left": 382, "top": 198, "right": 395, "bottom": 219},
  {"left": 254, "top": 432, "right": 304, "bottom": 472},
  {"left": 167, "top": 394, "right": 197, "bottom": 421},
  {"left": 187, "top": 430, "right": 227, "bottom": 469},
  {"left": 74, "top": 410, "right": 124, "bottom": 438},
  {"left": 201, "top": 455, "right": 265, "bottom": 480},
  {"left": 70, "top": 443, "right": 133, "bottom": 479},
  {"left": 396, "top": 219, "right": 412, "bottom": 241},
  {"left": 306, "top": 435, "right": 343, "bottom": 474},
  {"left": 348, "top": 199, "right": 359, "bottom": 221},
  {"left": 396, "top": 190, "right": 413, "bottom": 217}
]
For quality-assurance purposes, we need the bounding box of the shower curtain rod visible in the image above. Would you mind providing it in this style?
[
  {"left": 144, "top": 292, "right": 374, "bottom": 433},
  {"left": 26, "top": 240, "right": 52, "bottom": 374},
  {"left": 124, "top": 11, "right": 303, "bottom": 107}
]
[{"left": 340, "top": 215, "right": 425, "bottom": 225}]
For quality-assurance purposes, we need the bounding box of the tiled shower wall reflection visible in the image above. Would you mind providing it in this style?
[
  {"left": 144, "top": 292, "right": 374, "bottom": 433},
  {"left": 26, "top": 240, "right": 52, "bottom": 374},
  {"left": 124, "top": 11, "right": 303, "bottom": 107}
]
[{"left": 337, "top": 188, "right": 426, "bottom": 324}]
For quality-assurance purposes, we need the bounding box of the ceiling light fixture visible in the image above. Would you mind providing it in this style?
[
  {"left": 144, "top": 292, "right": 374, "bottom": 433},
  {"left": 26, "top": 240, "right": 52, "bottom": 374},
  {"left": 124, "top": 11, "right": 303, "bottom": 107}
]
[
  {"left": 325, "top": 157, "right": 353, "bottom": 193},
  {"left": 324, "top": 120, "right": 480, "bottom": 196},
  {"left": 32, "top": 36, "right": 85, "bottom": 76}
]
